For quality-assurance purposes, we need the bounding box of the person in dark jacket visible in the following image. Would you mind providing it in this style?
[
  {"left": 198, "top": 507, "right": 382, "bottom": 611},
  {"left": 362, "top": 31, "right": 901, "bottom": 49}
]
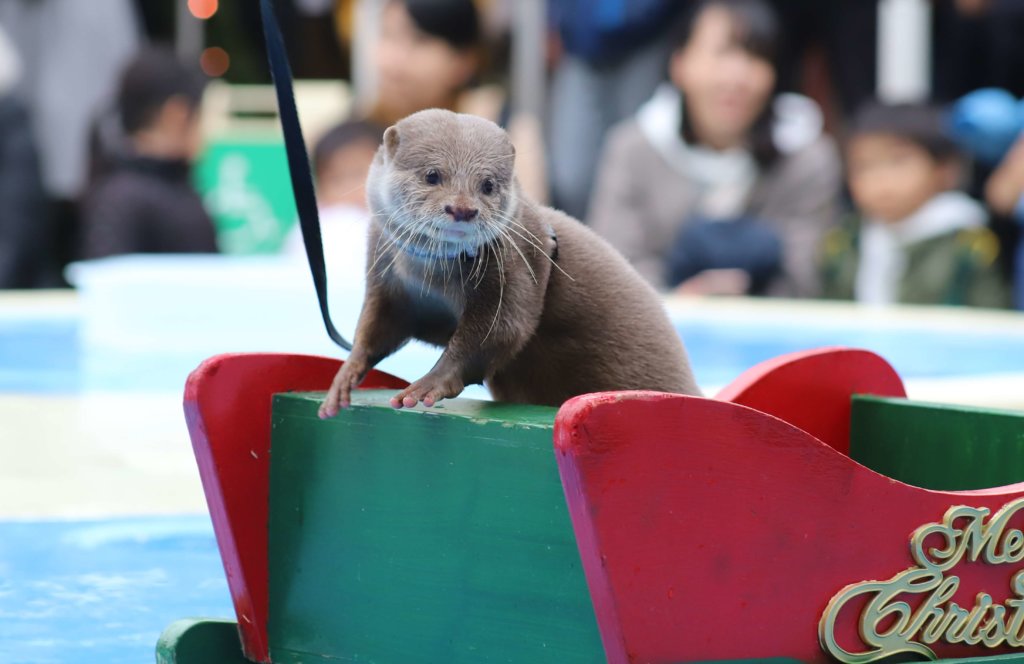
[
  {"left": 80, "top": 47, "right": 217, "bottom": 259},
  {"left": 0, "top": 95, "right": 52, "bottom": 287},
  {"left": 547, "top": 0, "right": 687, "bottom": 220},
  {"left": 0, "top": 26, "right": 55, "bottom": 288}
]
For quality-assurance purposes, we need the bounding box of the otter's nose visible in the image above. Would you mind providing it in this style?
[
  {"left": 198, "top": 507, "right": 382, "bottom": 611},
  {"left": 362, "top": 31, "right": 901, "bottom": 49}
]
[{"left": 444, "top": 205, "right": 479, "bottom": 222}]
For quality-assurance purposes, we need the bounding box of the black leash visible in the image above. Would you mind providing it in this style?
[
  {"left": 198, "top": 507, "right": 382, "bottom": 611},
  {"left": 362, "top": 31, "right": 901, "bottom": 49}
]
[{"left": 259, "top": 0, "right": 352, "bottom": 351}]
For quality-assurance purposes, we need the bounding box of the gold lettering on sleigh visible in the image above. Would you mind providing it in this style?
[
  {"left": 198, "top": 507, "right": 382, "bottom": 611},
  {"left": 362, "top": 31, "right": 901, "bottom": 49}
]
[{"left": 819, "top": 499, "right": 1024, "bottom": 663}]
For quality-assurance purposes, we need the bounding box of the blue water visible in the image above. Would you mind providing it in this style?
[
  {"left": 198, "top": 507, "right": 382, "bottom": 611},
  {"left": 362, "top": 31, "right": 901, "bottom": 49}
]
[
  {"left": 0, "top": 319, "right": 79, "bottom": 393},
  {"left": 679, "top": 318, "right": 1024, "bottom": 386},
  {"left": 0, "top": 516, "right": 231, "bottom": 664},
  {"left": 4, "top": 311, "right": 1024, "bottom": 393}
]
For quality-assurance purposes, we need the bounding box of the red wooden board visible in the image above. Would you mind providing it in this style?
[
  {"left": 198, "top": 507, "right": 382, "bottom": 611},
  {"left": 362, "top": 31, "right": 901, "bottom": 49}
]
[
  {"left": 716, "top": 347, "right": 906, "bottom": 455},
  {"left": 183, "top": 353, "right": 407, "bottom": 663},
  {"left": 555, "top": 388, "right": 1024, "bottom": 664}
]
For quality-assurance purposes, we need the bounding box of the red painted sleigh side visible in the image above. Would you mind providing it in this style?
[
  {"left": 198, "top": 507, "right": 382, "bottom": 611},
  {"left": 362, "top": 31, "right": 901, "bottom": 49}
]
[
  {"left": 716, "top": 346, "right": 907, "bottom": 454},
  {"left": 183, "top": 353, "right": 407, "bottom": 663},
  {"left": 554, "top": 349, "right": 1024, "bottom": 664}
]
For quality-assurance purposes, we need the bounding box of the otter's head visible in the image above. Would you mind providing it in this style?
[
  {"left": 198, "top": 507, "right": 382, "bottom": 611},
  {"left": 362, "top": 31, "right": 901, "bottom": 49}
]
[{"left": 368, "top": 109, "right": 517, "bottom": 259}]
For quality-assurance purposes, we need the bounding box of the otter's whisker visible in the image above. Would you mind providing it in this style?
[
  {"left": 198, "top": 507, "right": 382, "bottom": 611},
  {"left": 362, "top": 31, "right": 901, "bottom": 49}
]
[
  {"left": 496, "top": 216, "right": 576, "bottom": 282},
  {"left": 491, "top": 224, "right": 538, "bottom": 285},
  {"left": 481, "top": 243, "right": 506, "bottom": 344},
  {"left": 475, "top": 236, "right": 496, "bottom": 288},
  {"left": 487, "top": 212, "right": 548, "bottom": 255},
  {"left": 467, "top": 235, "right": 488, "bottom": 286},
  {"left": 375, "top": 214, "right": 432, "bottom": 279},
  {"left": 456, "top": 249, "right": 467, "bottom": 288},
  {"left": 498, "top": 214, "right": 546, "bottom": 247},
  {"left": 368, "top": 201, "right": 425, "bottom": 273}
]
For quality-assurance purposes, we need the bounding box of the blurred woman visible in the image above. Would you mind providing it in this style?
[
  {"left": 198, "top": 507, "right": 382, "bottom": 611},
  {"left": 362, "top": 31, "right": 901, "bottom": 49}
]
[
  {"left": 360, "top": 0, "right": 546, "bottom": 202},
  {"left": 366, "top": 0, "right": 481, "bottom": 126},
  {"left": 366, "top": 0, "right": 482, "bottom": 126},
  {"left": 588, "top": 0, "right": 841, "bottom": 297}
]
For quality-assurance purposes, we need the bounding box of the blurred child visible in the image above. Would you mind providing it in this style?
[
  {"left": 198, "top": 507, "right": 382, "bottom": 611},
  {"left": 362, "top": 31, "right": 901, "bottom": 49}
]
[
  {"left": 80, "top": 47, "right": 216, "bottom": 259},
  {"left": 282, "top": 119, "right": 383, "bottom": 280},
  {"left": 822, "top": 103, "right": 1010, "bottom": 308},
  {"left": 311, "top": 120, "right": 383, "bottom": 211}
]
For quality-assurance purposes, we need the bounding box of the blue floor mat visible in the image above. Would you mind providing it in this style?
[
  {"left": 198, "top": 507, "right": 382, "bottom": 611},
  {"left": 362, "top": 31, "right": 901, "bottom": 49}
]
[{"left": 0, "top": 516, "right": 234, "bottom": 664}]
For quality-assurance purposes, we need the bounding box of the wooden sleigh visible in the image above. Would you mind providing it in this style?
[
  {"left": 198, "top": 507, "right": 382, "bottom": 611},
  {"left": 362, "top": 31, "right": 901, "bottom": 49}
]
[{"left": 157, "top": 347, "right": 1024, "bottom": 664}]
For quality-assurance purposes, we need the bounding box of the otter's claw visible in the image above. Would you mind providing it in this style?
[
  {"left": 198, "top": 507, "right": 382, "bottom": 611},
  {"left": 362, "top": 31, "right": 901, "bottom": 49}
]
[
  {"left": 390, "top": 372, "right": 464, "bottom": 409},
  {"left": 319, "top": 362, "right": 365, "bottom": 419}
]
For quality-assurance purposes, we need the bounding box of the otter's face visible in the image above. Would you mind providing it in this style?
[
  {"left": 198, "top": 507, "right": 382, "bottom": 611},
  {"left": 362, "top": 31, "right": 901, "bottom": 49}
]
[{"left": 371, "top": 110, "right": 518, "bottom": 259}]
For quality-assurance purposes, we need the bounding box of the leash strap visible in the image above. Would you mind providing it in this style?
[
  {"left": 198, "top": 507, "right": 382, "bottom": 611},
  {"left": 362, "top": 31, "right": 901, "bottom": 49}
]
[{"left": 259, "top": 0, "right": 352, "bottom": 351}]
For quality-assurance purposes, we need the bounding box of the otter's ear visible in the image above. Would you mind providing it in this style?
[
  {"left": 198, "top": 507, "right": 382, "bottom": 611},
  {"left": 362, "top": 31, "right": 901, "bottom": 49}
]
[{"left": 383, "top": 126, "right": 400, "bottom": 161}]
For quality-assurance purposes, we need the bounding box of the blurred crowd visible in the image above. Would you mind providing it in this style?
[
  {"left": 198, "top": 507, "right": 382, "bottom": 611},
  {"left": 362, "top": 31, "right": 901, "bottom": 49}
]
[{"left": 2, "top": 0, "right": 1024, "bottom": 311}]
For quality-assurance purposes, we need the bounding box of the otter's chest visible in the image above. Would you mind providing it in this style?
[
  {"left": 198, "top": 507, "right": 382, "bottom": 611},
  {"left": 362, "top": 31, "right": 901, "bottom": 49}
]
[{"left": 391, "top": 266, "right": 466, "bottom": 345}]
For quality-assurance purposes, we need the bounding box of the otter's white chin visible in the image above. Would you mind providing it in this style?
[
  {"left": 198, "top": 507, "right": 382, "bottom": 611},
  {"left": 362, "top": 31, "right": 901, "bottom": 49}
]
[
  {"left": 394, "top": 222, "right": 482, "bottom": 260},
  {"left": 431, "top": 220, "right": 478, "bottom": 243}
]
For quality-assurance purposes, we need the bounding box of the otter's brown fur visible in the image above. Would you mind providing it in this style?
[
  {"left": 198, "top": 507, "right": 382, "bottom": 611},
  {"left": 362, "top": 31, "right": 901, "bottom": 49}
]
[{"left": 320, "top": 109, "right": 699, "bottom": 416}]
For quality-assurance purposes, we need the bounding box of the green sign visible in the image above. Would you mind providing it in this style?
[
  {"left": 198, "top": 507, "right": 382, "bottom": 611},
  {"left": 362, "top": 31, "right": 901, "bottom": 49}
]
[{"left": 195, "top": 138, "right": 298, "bottom": 254}]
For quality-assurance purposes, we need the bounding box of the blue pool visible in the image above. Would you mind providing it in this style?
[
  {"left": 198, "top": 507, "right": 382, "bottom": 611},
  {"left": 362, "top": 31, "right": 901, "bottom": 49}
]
[
  {"left": 0, "top": 318, "right": 79, "bottom": 393},
  {"left": 3, "top": 308, "right": 1024, "bottom": 394},
  {"left": 0, "top": 517, "right": 230, "bottom": 664}
]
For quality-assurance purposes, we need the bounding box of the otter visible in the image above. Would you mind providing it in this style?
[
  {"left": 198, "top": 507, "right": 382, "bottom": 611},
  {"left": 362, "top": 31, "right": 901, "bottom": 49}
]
[{"left": 319, "top": 109, "right": 699, "bottom": 417}]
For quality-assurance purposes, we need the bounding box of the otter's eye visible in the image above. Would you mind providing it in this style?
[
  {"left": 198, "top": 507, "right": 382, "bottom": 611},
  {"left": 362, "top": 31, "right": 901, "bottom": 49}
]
[
  {"left": 425, "top": 169, "right": 441, "bottom": 186},
  {"left": 481, "top": 178, "right": 495, "bottom": 196}
]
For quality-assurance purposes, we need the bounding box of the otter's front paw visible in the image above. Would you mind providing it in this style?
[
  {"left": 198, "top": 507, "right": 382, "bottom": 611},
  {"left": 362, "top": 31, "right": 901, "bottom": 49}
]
[
  {"left": 319, "top": 361, "right": 367, "bottom": 419},
  {"left": 390, "top": 371, "right": 465, "bottom": 409}
]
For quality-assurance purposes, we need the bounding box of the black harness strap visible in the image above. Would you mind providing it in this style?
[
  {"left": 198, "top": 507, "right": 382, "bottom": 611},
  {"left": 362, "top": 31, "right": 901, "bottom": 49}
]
[
  {"left": 259, "top": 0, "right": 352, "bottom": 351},
  {"left": 547, "top": 225, "right": 559, "bottom": 263}
]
